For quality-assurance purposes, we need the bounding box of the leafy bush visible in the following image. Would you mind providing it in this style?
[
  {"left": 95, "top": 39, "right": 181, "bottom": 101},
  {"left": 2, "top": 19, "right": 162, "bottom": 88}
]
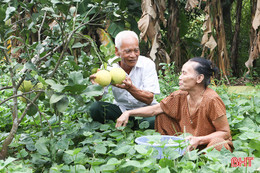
[
  {"left": 1, "top": 67, "right": 260, "bottom": 172},
  {"left": 156, "top": 62, "right": 180, "bottom": 102}
]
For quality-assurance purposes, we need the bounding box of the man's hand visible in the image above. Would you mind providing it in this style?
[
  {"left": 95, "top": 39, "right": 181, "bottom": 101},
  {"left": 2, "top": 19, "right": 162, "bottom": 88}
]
[
  {"left": 116, "top": 111, "right": 130, "bottom": 128},
  {"left": 114, "top": 76, "right": 132, "bottom": 89},
  {"left": 89, "top": 69, "right": 101, "bottom": 85},
  {"left": 89, "top": 69, "right": 103, "bottom": 101}
]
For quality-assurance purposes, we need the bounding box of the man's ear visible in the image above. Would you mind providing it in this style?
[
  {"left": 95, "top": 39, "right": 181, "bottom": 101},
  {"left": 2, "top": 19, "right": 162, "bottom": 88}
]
[
  {"left": 196, "top": 74, "right": 204, "bottom": 84},
  {"left": 115, "top": 47, "right": 119, "bottom": 56}
]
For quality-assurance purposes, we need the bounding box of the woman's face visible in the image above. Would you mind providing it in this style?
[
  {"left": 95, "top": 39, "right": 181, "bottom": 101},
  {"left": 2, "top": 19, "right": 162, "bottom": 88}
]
[{"left": 179, "top": 61, "right": 201, "bottom": 91}]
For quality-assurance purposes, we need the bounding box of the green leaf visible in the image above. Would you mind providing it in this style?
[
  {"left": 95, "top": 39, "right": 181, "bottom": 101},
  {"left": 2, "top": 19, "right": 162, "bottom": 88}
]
[
  {"left": 72, "top": 42, "right": 85, "bottom": 48},
  {"left": 46, "top": 79, "right": 65, "bottom": 92},
  {"left": 237, "top": 117, "right": 257, "bottom": 131},
  {"left": 134, "top": 145, "right": 149, "bottom": 155},
  {"left": 64, "top": 150, "right": 74, "bottom": 157},
  {"left": 239, "top": 132, "right": 258, "bottom": 140},
  {"left": 113, "top": 145, "right": 133, "bottom": 155},
  {"left": 0, "top": 46, "right": 7, "bottom": 50},
  {"left": 42, "top": 7, "right": 55, "bottom": 13},
  {"left": 56, "top": 96, "right": 69, "bottom": 112},
  {"left": 107, "top": 22, "right": 124, "bottom": 37},
  {"left": 106, "top": 158, "right": 121, "bottom": 165},
  {"left": 100, "top": 164, "right": 115, "bottom": 172},
  {"left": 0, "top": 157, "right": 16, "bottom": 169},
  {"left": 139, "top": 121, "right": 149, "bottom": 129},
  {"left": 56, "top": 138, "right": 70, "bottom": 150},
  {"left": 51, "top": 0, "right": 61, "bottom": 4},
  {"left": 25, "top": 62, "right": 38, "bottom": 72},
  {"left": 69, "top": 165, "right": 86, "bottom": 172},
  {"left": 86, "top": 158, "right": 106, "bottom": 166},
  {"left": 164, "top": 148, "right": 182, "bottom": 160},
  {"left": 50, "top": 94, "right": 64, "bottom": 104},
  {"left": 82, "top": 85, "right": 104, "bottom": 97},
  {"left": 73, "top": 148, "right": 82, "bottom": 155},
  {"left": 159, "top": 158, "right": 174, "bottom": 168},
  {"left": 35, "top": 138, "right": 50, "bottom": 155},
  {"left": 249, "top": 138, "right": 260, "bottom": 151},
  {"left": 95, "top": 144, "right": 107, "bottom": 154},
  {"left": 4, "top": 7, "right": 16, "bottom": 21},
  {"left": 157, "top": 167, "right": 171, "bottom": 173},
  {"left": 68, "top": 71, "right": 86, "bottom": 85},
  {"left": 121, "top": 160, "right": 141, "bottom": 168},
  {"left": 184, "top": 150, "right": 198, "bottom": 161},
  {"left": 17, "top": 149, "right": 28, "bottom": 158}
]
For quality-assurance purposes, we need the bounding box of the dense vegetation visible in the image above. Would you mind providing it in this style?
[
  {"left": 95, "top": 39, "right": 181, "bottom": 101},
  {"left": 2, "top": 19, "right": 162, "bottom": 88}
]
[
  {"left": 0, "top": 63, "right": 260, "bottom": 172},
  {"left": 0, "top": 0, "right": 259, "bottom": 172}
]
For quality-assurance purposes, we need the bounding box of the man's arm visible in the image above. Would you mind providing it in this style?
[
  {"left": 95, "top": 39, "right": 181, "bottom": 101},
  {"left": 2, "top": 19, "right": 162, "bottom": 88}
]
[
  {"left": 126, "top": 84, "right": 154, "bottom": 105},
  {"left": 114, "top": 76, "right": 154, "bottom": 105}
]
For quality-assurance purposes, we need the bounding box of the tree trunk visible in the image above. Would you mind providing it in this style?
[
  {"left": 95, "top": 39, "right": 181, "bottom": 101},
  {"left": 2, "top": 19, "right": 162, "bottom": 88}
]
[
  {"left": 0, "top": 119, "right": 19, "bottom": 160},
  {"left": 167, "top": 0, "right": 181, "bottom": 69},
  {"left": 214, "top": 0, "right": 231, "bottom": 77},
  {"left": 245, "top": 0, "right": 260, "bottom": 75},
  {"left": 250, "top": 0, "right": 257, "bottom": 48},
  {"left": 221, "top": 0, "right": 235, "bottom": 46},
  {"left": 230, "top": 0, "right": 242, "bottom": 77}
]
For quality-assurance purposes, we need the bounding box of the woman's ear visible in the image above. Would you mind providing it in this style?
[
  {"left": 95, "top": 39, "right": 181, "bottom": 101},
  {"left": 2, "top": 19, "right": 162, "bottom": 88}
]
[{"left": 196, "top": 74, "right": 204, "bottom": 84}]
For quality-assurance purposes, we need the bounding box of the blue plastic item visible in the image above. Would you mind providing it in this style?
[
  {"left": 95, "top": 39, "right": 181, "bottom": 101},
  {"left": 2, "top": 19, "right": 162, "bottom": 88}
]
[{"left": 135, "top": 135, "right": 185, "bottom": 159}]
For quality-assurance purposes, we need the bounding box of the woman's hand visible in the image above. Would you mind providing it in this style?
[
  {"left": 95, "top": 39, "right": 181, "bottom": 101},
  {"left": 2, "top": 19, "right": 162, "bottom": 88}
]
[
  {"left": 116, "top": 111, "right": 131, "bottom": 128},
  {"left": 185, "top": 136, "right": 202, "bottom": 151}
]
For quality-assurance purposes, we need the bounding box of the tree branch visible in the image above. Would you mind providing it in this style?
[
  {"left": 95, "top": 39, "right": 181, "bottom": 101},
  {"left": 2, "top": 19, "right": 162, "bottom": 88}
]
[
  {"left": 0, "top": 86, "right": 12, "bottom": 91},
  {"left": 17, "top": 92, "right": 54, "bottom": 138},
  {"left": 36, "top": 11, "right": 47, "bottom": 61},
  {"left": 0, "top": 90, "right": 44, "bottom": 105},
  {"left": 49, "top": 20, "right": 96, "bottom": 77},
  {"left": 18, "top": 92, "right": 41, "bottom": 124}
]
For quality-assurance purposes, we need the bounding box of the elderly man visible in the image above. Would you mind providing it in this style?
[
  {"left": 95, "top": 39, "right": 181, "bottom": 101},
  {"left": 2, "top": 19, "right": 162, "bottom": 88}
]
[{"left": 90, "top": 30, "right": 160, "bottom": 129}]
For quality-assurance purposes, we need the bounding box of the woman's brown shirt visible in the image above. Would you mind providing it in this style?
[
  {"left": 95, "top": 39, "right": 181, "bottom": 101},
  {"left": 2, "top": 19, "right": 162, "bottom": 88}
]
[{"left": 156, "top": 87, "right": 231, "bottom": 138}]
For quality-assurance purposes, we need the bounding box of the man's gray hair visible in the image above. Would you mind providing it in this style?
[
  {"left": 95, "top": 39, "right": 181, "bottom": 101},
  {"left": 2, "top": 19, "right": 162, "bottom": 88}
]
[{"left": 115, "top": 31, "right": 139, "bottom": 50}]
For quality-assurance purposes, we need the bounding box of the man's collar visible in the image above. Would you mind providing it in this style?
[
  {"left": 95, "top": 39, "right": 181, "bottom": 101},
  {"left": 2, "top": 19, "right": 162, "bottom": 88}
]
[{"left": 135, "top": 56, "right": 142, "bottom": 68}]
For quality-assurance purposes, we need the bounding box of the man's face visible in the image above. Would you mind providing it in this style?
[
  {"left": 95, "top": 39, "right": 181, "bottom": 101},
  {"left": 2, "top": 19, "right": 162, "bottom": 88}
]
[{"left": 115, "top": 36, "right": 140, "bottom": 69}]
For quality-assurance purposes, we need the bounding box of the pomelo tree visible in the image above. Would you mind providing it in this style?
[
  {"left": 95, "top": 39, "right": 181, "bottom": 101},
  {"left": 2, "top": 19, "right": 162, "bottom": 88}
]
[{"left": 0, "top": 0, "right": 123, "bottom": 160}]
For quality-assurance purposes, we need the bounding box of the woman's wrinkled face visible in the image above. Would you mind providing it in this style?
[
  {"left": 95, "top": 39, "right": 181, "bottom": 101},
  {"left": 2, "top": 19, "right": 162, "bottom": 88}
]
[
  {"left": 179, "top": 61, "right": 201, "bottom": 91},
  {"left": 115, "top": 36, "right": 140, "bottom": 69}
]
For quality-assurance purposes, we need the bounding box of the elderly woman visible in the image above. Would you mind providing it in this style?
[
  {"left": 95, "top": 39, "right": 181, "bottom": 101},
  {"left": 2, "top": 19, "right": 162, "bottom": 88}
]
[{"left": 116, "top": 57, "right": 233, "bottom": 151}]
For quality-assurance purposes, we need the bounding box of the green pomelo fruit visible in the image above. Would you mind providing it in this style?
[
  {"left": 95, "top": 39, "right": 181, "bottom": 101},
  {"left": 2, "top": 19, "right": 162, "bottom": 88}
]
[
  {"left": 91, "top": 68, "right": 98, "bottom": 74},
  {"left": 35, "top": 82, "right": 44, "bottom": 89},
  {"left": 110, "top": 68, "right": 126, "bottom": 84},
  {"left": 94, "top": 70, "right": 111, "bottom": 87},
  {"left": 34, "top": 83, "right": 45, "bottom": 100},
  {"left": 20, "top": 96, "right": 27, "bottom": 103},
  {"left": 18, "top": 80, "right": 33, "bottom": 92}
]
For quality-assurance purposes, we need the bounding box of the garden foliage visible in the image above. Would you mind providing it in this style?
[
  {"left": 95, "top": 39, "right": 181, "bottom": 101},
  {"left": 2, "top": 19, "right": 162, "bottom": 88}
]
[{"left": 0, "top": 0, "right": 259, "bottom": 172}]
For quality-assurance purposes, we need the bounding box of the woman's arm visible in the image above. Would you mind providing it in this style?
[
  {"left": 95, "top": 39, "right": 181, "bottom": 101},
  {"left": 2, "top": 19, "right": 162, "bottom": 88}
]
[
  {"left": 115, "top": 103, "right": 163, "bottom": 128},
  {"left": 186, "top": 114, "right": 231, "bottom": 150}
]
